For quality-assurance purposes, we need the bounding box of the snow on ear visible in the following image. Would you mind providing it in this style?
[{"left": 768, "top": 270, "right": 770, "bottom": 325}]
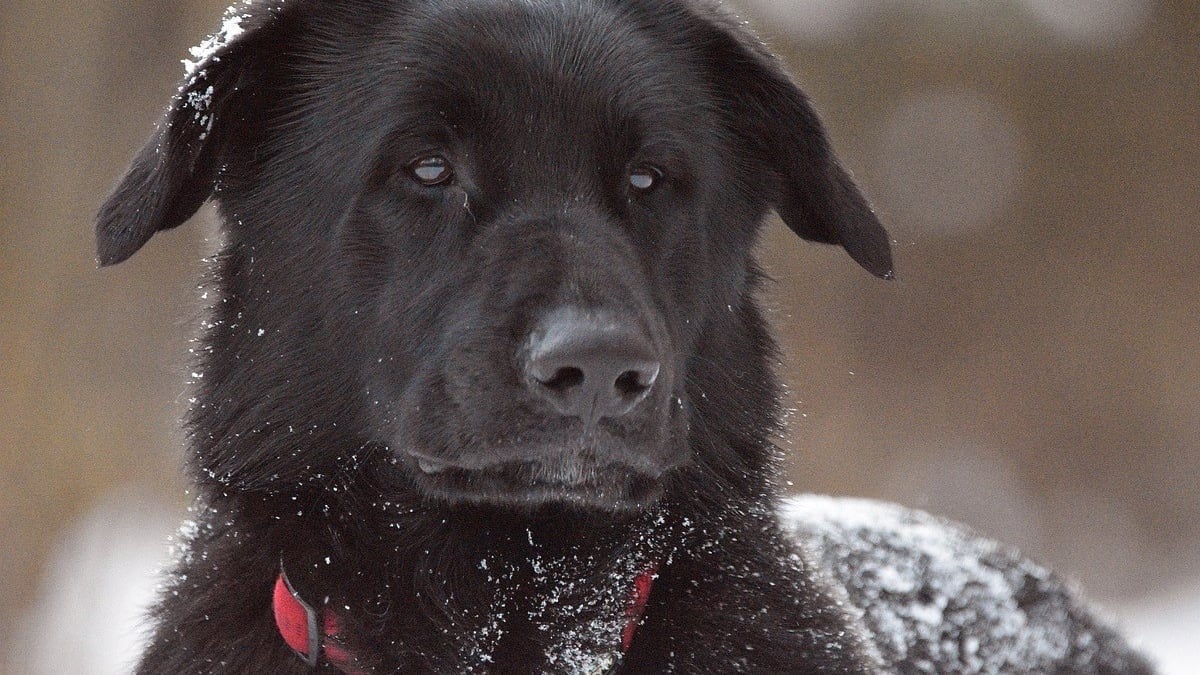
[
  {"left": 95, "top": 4, "right": 284, "bottom": 266},
  {"left": 696, "top": 9, "right": 894, "bottom": 279}
]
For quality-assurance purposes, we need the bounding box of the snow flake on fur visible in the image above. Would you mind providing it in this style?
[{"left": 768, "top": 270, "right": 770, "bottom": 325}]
[{"left": 183, "top": 1, "right": 253, "bottom": 77}]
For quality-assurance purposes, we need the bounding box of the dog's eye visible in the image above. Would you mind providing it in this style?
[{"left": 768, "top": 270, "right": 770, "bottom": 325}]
[
  {"left": 628, "top": 165, "right": 663, "bottom": 193},
  {"left": 409, "top": 156, "right": 454, "bottom": 186}
]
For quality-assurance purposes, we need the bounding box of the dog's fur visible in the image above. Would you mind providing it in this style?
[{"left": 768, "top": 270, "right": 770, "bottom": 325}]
[{"left": 98, "top": 1, "right": 1151, "bottom": 672}]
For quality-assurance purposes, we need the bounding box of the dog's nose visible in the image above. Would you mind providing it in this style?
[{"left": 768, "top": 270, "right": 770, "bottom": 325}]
[{"left": 525, "top": 309, "right": 660, "bottom": 425}]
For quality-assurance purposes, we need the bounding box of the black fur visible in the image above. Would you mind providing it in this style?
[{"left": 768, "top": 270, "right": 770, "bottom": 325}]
[{"left": 97, "top": 0, "right": 1140, "bottom": 672}]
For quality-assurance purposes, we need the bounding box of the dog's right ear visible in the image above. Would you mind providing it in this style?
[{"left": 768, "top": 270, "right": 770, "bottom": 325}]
[
  {"left": 682, "top": 6, "right": 894, "bottom": 279},
  {"left": 96, "top": 5, "right": 289, "bottom": 266}
]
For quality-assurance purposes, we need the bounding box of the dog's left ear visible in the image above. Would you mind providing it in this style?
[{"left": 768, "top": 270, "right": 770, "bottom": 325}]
[
  {"left": 696, "top": 11, "right": 894, "bottom": 279},
  {"left": 95, "top": 6, "right": 288, "bottom": 266}
]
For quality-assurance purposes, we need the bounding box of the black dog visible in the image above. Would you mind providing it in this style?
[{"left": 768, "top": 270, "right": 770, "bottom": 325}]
[{"left": 98, "top": 0, "right": 1152, "bottom": 672}]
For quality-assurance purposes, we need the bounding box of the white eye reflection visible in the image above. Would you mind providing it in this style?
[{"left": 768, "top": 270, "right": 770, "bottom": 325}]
[
  {"left": 409, "top": 155, "right": 453, "bottom": 186},
  {"left": 629, "top": 165, "right": 663, "bottom": 192}
]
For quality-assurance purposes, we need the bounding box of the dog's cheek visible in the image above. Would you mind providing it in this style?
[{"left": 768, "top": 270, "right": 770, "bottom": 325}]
[
  {"left": 688, "top": 198, "right": 764, "bottom": 336},
  {"left": 327, "top": 202, "right": 471, "bottom": 438}
]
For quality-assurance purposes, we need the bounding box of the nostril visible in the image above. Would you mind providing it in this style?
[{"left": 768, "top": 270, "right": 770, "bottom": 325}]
[
  {"left": 538, "top": 366, "right": 585, "bottom": 392},
  {"left": 614, "top": 370, "right": 643, "bottom": 397},
  {"left": 614, "top": 364, "right": 659, "bottom": 399},
  {"left": 523, "top": 308, "right": 663, "bottom": 422}
]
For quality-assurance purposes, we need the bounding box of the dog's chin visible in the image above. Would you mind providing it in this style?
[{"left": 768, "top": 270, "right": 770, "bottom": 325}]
[{"left": 403, "top": 455, "right": 668, "bottom": 513}]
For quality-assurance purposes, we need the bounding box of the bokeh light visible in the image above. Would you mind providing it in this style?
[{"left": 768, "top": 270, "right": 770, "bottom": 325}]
[
  {"left": 1020, "top": 0, "right": 1151, "bottom": 44},
  {"left": 870, "top": 88, "right": 1024, "bottom": 237}
]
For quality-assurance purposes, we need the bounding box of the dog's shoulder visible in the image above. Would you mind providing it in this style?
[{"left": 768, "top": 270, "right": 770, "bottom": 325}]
[{"left": 779, "top": 495, "right": 1154, "bottom": 673}]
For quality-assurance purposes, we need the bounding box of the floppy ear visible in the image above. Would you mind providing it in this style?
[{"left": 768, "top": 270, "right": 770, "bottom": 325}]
[
  {"left": 698, "top": 13, "right": 894, "bottom": 279},
  {"left": 95, "top": 5, "right": 287, "bottom": 266}
]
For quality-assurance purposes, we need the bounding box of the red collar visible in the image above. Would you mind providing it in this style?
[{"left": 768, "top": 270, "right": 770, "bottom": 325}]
[
  {"left": 272, "top": 569, "right": 363, "bottom": 673},
  {"left": 273, "top": 564, "right": 658, "bottom": 672}
]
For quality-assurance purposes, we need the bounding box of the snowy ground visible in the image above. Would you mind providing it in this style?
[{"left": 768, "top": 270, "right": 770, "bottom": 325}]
[
  {"left": 5, "top": 488, "right": 1196, "bottom": 673},
  {"left": 4, "top": 488, "right": 179, "bottom": 674},
  {"left": 1117, "top": 583, "right": 1200, "bottom": 675}
]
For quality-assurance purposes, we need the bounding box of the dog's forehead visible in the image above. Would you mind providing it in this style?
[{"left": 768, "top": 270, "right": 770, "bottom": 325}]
[{"left": 380, "top": 0, "right": 700, "bottom": 131}]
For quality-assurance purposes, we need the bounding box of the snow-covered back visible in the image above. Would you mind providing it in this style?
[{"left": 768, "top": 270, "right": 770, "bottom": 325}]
[{"left": 780, "top": 495, "right": 1153, "bottom": 673}]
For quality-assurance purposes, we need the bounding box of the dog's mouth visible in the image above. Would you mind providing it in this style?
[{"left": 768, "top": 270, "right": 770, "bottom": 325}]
[{"left": 399, "top": 447, "right": 670, "bottom": 511}]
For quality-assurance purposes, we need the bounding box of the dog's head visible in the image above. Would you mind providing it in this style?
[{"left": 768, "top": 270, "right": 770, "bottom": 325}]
[{"left": 98, "top": 0, "right": 891, "bottom": 513}]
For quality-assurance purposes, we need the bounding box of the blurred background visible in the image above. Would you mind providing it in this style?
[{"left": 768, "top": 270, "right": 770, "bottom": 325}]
[{"left": 1, "top": 0, "right": 1196, "bottom": 671}]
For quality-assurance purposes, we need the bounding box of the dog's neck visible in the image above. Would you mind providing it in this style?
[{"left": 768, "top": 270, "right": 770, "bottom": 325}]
[{"left": 258, "top": 492, "right": 674, "bottom": 671}]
